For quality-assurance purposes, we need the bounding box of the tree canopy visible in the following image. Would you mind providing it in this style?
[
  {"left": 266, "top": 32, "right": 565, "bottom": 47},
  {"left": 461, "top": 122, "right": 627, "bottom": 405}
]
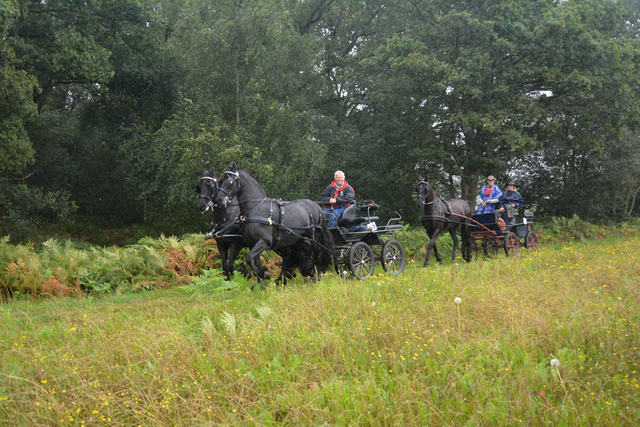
[{"left": 2, "top": 0, "right": 640, "bottom": 241}]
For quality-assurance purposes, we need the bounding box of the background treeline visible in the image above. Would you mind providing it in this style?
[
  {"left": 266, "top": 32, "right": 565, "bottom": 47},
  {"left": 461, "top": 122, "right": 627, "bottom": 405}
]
[{"left": 2, "top": 0, "right": 640, "bottom": 243}]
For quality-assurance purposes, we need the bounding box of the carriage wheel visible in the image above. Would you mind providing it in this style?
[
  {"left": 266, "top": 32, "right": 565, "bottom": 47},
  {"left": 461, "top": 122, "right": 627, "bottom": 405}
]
[
  {"left": 381, "top": 239, "right": 405, "bottom": 274},
  {"left": 503, "top": 232, "right": 520, "bottom": 257},
  {"left": 349, "top": 242, "right": 375, "bottom": 280},
  {"left": 481, "top": 240, "right": 499, "bottom": 259},
  {"left": 524, "top": 231, "right": 539, "bottom": 252}
]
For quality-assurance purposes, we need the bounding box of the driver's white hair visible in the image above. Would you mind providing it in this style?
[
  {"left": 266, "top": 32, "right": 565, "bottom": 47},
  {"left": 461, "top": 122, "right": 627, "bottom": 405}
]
[{"left": 334, "top": 170, "right": 345, "bottom": 178}]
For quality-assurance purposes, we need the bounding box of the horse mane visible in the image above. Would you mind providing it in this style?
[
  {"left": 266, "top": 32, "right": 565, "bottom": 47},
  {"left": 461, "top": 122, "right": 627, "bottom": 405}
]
[
  {"left": 239, "top": 169, "right": 269, "bottom": 197},
  {"left": 224, "top": 165, "right": 270, "bottom": 199}
]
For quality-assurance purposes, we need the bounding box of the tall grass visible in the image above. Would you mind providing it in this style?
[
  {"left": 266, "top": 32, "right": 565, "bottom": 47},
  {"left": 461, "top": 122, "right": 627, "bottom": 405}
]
[{"left": 1, "top": 234, "right": 639, "bottom": 425}]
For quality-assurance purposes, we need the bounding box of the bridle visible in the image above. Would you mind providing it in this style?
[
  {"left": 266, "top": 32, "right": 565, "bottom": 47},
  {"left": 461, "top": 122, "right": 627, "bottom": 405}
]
[
  {"left": 416, "top": 180, "right": 437, "bottom": 208},
  {"left": 198, "top": 176, "right": 219, "bottom": 211},
  {"left": 217, "top": 170, "right": 240, "bottom": 208}
]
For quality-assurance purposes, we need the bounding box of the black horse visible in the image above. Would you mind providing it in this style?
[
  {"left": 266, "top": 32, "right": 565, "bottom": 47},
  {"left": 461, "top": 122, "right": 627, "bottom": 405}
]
[
  {"left": 197, "top": 169, "right": 317, "bottom": 284},
  {"left": 214, "top": 163, "right": 334, "bottom": 285},
  {"left": 197, "top": 168, "right": 254, "bottom": 280},
  {"left": 415, "top": 175, "right": 471, "bottom": 267}
]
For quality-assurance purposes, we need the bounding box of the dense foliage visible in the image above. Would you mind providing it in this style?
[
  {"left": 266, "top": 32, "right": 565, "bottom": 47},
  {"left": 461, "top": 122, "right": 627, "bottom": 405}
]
[{"left": 2, "top": 0, "right": 640, "bottom": 241}]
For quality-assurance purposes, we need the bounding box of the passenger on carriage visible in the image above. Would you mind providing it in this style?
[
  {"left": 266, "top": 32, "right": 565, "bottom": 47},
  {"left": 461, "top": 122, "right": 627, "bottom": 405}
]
[
  {"left": 497, "top": 181, "right": 524, "bottom": 225},
  {"left": 320, "top": 170, "right": 355, "bottom": 227},
  {"left": 474, "top": 175, "right": 502, "bottom": 214}
]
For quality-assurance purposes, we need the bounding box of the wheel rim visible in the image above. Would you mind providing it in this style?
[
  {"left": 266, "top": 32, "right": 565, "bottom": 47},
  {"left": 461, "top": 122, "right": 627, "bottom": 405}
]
[
  {"left": 350, "top": 242, "right": 374, "bottom": 279},
  {"left": 504, "top": 233, "right": 520, "bottom": 257},
  {"left": 526, "top": 232, "right": 539, "bottom": 251},
  {"left": 382, "top": 239, "right": 405, "bottom": 274}
]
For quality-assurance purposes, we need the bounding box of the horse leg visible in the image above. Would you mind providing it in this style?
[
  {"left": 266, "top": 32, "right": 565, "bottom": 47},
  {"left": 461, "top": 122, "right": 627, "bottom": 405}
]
[
  {"left": 245, "top": 239, "right": 271, "bottom": 286},
  {"left": 225, "top": 242, "right": 246, "bottom": 279},
  {"left": 276, "top": 249, "right": 296, "bottom": 286},
  {"left": 217, "top": 241, "right": 232, "bottom": 280},
  {"left": 301, "top": 249, "right": 315, "bottom": 281},
  {"left": 460, "top": 224, "right": 472, "bottom": 262},
  {"left": 424, "top": 229, "right": 443, "bottom": 267},
  {"left": 432, "top": 242, "right": 444, "bottom": 265},
  {"left": 450, "top": 226, "right": 460, "bottom": 265}
]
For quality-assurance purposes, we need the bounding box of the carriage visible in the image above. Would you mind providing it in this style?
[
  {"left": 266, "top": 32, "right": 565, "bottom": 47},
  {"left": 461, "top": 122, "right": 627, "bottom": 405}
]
[
  {"left": 468, "top": 210, "right": 539, "bottom": 258},
  {"left": 324, "top": 201, "right": 406, "bottom": 279}
]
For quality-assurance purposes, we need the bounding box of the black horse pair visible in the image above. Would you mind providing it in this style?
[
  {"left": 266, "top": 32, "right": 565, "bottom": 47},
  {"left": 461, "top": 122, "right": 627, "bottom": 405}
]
[{"left": 196, "top": 163, "right": 334, "bottom": 286}]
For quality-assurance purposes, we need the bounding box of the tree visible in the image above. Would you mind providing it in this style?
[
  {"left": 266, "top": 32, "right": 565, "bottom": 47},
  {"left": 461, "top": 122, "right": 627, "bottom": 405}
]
[
  {"left": 0, "top": 0, "right": 38, "bottom": 177},
  {"left": 8, "top": 0, "right": 180, "bottom": 225},
  {"left": 356, "top": 0, "right": 640, "bottom": 218}
]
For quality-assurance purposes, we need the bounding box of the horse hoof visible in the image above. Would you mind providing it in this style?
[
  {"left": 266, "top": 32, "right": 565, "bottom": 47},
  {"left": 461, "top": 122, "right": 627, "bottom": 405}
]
[{"left": 264, "top": 272, "right": 271, "bottom": 280}]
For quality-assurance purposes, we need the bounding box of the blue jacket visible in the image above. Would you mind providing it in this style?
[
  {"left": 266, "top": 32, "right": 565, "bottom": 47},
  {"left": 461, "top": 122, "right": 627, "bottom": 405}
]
[
  {"left": 498, "top": 190, "right": 524, "bottom": 210},
  {"left": 475, "top": 184, "right": 502, "bottom": 213}
]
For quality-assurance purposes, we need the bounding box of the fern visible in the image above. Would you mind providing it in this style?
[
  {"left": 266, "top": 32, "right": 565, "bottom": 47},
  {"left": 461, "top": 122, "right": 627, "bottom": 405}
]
[
  {"left": 201, "top": 316, "right": 215, "bottom": 338},
  {"left": 176, "top": 269, "right": 250, "bottom": 295},
  {"left": 220, "top": 311, "right": 236, "bottom": 334},
  {"left": 256, "top": 306, "right": 272, "bottom": 321}
]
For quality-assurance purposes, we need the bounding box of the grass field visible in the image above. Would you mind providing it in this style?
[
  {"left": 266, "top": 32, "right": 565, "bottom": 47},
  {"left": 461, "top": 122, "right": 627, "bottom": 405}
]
[{"left": 1, "top": 234, "right": 639, "bottom": 426}]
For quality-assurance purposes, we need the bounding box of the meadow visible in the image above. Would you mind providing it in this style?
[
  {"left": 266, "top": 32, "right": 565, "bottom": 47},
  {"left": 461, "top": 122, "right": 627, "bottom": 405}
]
[{"left": 1, "top": 220, "right": 639, "bottom": 425}]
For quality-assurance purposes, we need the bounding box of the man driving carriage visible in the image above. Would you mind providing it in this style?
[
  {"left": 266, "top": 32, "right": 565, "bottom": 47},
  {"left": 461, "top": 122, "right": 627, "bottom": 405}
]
[{"left": 320, "top": 170, "right": 355, "bottom": 227}]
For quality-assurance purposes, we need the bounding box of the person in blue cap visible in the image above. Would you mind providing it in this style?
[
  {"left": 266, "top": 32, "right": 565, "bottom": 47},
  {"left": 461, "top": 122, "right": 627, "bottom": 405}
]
[{"left": 497, "top": 181, "right": 524, "bottom": 225}]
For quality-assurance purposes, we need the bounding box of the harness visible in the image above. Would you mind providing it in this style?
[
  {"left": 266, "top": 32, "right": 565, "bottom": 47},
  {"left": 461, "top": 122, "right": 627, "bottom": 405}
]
[
  {"left": 209, "top": 203, "right": 242, "bottom": 239},
  {"left": 420, "top": 197, "right": 454, "bottom": 223},
  {"left": 239, "top": 199, "right": 320, "bottom": 251},
  {"left": 417, "top": 180, "right": 460, "bottom": 224},
  {"left": 218, "top": 169, "right": 332, "bottom": 252}
]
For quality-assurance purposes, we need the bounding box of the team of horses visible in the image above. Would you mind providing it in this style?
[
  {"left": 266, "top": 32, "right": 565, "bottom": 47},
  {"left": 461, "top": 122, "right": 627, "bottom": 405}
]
[
  {"left": 196, "top": 164, "right": 475, "bottom": 286},
  {"left": 197, "top": 163, "right": 334, "bottom": 287}
]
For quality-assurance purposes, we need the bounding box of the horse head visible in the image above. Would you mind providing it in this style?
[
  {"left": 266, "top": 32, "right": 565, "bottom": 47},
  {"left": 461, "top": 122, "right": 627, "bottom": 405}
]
[
  {"left": 415, "top": 175, "right": 433, "bottom": 208},
  {"left": 197, "top": 167, "right": 220, "bottom": 212},
  {"left": 215, "top": 163, "right": 241, "bottom": 207}
]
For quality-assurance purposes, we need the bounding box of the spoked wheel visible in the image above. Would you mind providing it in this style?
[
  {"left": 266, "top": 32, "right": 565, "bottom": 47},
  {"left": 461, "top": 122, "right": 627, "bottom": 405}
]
[
  {"left": 481, "top": 240, "right": 499, "bottom": 258},
  {"left": 349, "top": 241, "right": 375, "bottom": 280},
  {"left": 503, "top": 232, "right": 520, "bottom": 257},
  {"left": 381, "top": 239, "right": 405, "bottom": 274},
  {"left": 524, "top": 231, "right": 539, "bottom": 252}
]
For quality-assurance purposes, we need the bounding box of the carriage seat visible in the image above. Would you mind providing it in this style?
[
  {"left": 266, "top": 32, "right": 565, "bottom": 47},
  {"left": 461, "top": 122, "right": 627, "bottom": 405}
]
[
  {"left": 338, "top": 203, "right": 379, "bottom": 227},
  {"left": 471, "top": 212, "right": 497, "bottom": 226},
  {"left": 337, "top": 204, "right": 365, "bottom": 227}
]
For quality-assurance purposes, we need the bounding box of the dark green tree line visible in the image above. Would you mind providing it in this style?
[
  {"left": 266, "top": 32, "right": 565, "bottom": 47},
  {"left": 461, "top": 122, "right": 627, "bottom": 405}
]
[{"left": 2, "top": 0, "right": 640, "bottom": 242}]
